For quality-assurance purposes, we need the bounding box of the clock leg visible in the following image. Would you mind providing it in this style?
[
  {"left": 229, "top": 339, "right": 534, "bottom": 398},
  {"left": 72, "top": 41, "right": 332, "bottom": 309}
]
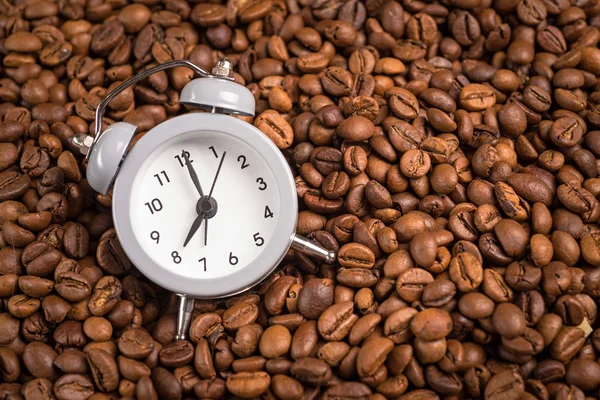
[
  {"left": 175, "top": 294, "right": 195, "bottom": 341},
  {"left": 291, "top": 234, "right": 337, "bottom": 264}
]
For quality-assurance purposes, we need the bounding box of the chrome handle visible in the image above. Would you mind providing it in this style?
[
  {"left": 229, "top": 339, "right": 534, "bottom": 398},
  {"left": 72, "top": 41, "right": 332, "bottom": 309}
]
[{"left": 291, "top": 234, "right": 337, "bottom": 264}]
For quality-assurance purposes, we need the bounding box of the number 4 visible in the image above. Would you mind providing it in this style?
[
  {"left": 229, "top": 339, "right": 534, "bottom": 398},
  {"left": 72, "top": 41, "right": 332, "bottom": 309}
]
[{"left": 264, "top": 205, "right": 273, "bottom": 218}]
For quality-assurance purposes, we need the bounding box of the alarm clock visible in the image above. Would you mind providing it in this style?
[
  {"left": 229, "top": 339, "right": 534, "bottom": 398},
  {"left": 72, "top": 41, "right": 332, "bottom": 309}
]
[{"left": 74, "top": 59, "right": 336, "bottom": 340}]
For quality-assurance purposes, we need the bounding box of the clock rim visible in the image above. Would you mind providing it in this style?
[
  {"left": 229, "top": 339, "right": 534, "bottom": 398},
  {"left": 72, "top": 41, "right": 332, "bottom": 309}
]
[{"left": 112, "top": 112, "right": 298, "bottom": 298}]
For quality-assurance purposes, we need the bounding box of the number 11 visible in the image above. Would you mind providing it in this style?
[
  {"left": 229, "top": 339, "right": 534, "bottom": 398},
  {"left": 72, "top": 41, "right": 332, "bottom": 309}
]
[{"left": 154, "top": 170, "right": 170, "bottom": 186}]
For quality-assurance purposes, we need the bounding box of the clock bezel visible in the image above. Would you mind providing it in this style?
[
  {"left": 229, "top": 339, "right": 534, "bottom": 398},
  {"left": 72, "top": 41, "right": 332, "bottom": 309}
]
[{"left": 112, "top": 112, "right": 298, "bottom": 298}]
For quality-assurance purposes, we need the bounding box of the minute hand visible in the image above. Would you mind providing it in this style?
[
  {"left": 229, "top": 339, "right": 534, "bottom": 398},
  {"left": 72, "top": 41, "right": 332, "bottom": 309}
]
[
  {"left": 183, "top": 151, "right": 204, "bottom": 197},
  {"left": 208, "top": 151, "right": 226, "bottom": 199}
]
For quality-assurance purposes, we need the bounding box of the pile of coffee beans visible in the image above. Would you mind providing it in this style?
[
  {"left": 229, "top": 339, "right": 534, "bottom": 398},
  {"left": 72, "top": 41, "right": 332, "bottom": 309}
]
[{"left": 2, "top": 0, "right": 600, "bottom": 399}]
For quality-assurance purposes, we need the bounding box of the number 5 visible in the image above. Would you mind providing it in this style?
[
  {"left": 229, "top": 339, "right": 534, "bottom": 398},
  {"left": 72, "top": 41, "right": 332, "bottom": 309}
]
[{"left": 253, "top": 232, "right": 264, "bottom": 246}]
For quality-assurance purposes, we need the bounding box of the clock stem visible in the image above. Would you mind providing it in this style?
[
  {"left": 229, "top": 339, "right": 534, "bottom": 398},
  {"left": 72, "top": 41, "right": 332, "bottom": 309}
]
[
  {"left": 175, "top": 294, "right": 195, "bottom": 340},
  {"left": 291, "top": 234, "right": 337, "bottom": 264}
]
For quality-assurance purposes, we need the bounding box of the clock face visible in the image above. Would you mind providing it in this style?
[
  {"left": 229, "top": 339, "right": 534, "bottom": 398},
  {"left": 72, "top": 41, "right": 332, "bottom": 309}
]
[{"left": 129, "top": 130, "right": 281, "bottom": 280}]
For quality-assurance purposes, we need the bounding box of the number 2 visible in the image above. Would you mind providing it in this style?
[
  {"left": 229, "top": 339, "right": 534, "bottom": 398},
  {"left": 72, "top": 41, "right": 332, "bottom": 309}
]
[{"left": 238, "top": 155, "right": 250, "bottom": 169}]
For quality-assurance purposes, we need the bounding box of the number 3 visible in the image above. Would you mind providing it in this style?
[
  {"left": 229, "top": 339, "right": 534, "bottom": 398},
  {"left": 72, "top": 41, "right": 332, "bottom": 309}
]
[{"left": 256, "top": 177, "right": 267, "bottom": 190}]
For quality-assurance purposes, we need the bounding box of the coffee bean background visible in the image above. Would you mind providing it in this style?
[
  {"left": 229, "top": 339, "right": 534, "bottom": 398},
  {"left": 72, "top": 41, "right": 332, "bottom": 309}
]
[{"left": 1, "top": 0, "right": 600, "bottom": 399}]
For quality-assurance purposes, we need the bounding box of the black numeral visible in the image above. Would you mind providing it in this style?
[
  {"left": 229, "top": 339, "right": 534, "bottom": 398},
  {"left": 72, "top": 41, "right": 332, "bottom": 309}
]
[
  {"left": 238, "top": 155, "right": 250, "bottom": 169},
  {"left": 253, "top": 232, "right": 264, "bottom": 247},
  {"left": 172, "top": 251, "right": 181, "bottom": 264},
  {"left": 198, "top": 257, "right": 206, "bottom": 271},
  {"left": 174, "top": 151, "right": 193, "bottom": 167},
  {"left": 150, "top": 231, "right": 160, "bottom": 243},
  {"left": 153, "top": 170, "right": 170, "bottom": 186},
  {"left": 209, "top": 146, "right": 218, "bottom": 158},
  {"left": 256, "top": 177, "right": 267, "bottom": 191},
  {"left": 229, "top": 252, "right": 239, "bottom": 265},
  {"left": 264, "top": 205, "right": 273, "bottom": 218},
  {"left": 145, "top": 198, "right": 163, "bottom": 214}
]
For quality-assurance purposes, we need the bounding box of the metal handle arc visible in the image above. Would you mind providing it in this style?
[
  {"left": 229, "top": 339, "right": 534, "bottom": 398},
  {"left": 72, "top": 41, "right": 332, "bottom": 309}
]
[{"left": 92, "top": 60, "right": 211, "bottom": 142}]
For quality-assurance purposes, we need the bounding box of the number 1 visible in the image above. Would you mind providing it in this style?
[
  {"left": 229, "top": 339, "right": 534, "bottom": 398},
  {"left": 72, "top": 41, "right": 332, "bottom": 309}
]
[{"left": 198, "top": 257, "right": 206, "bottom": 271}]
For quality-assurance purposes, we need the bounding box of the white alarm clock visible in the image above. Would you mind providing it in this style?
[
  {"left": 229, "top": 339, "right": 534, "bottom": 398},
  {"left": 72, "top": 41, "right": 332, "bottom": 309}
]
[{"left": 74, "top": 59, "right": 336, "bottom": 340}]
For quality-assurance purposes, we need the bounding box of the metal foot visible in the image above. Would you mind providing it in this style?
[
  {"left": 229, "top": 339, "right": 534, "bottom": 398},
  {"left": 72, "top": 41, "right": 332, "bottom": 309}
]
[
  {"left": 175, "top": 294, "right": 195, "bottom": 341},
  {"left": 291, "top": 234, "right": 336, "bottom": 264}
]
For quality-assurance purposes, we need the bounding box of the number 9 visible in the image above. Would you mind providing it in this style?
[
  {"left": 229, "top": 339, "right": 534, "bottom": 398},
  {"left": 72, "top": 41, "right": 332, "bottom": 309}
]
[{"left": 151, "top": 231, "right": 160, "bottom": 243}]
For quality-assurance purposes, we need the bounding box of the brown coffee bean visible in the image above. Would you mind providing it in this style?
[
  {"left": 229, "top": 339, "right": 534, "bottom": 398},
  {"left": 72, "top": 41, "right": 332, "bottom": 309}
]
[
  {"left": 458, "top": 292, "right": 495, "bottom": 319},
  {"left": 159, "top": 340, "right": 194, "bottom": 368},
  {"left": 410, "top": 309, "right": 453, "bottom": 341},
  {"left": 400, "top": 150, "right": 431, "bottom": 178},
  {"left": 338, "top": 243, "right": 375, "bottom": 269},
  {"left": 336, "top": 116, "right": 375, "bottom": 141},
  {"left": 460, "top": 84, "right": 496, "bottom": 111},
  {"left": 290, "top": 357, "right": 332, "bottom": 386},
  {"left": 223, "top": 302, "right": 258, "bottom": 330},
  {"left": 449, "top": 252, "right": 483, "bottom": 292},
  {"left": 410, "top": 231, "right": 437, "bottom": 268},
  {"left": 396, "top": 267, "right": 433, "bottom": 302},
  {"left": 297, "top": 278, "right": 334, "bottom": 320},
  {"left": 254, "top": 110, "right": 293, "bottom": 149},
  {"left": 318, "top": 301, "right": 358, "bottom": 341},
  {"left": 53, "top": 374, "right": 94, "bottom": 400},
  {"left": 22, "top": 341, "right": 59, "bottom": 381},
  {"left": 484, "top": 370, "right": 525, "bottom": 400}
]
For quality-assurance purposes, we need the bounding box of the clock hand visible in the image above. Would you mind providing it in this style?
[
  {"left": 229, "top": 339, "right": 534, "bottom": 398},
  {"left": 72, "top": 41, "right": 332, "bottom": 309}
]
[
  {"left": 204, "top": 214, "right": 208, "bottom": 246},
  {"left": 183, "top": 212, "right": 205, "bottom": 247},
  {"left": 201, "top": 152, "right": 225, "bottom": 247},
  {"left": 183, "top": 151, "right": 204, "bottom": 197},
  {"left": 208, "top": 151, "right": 226, "bottom": 199}
]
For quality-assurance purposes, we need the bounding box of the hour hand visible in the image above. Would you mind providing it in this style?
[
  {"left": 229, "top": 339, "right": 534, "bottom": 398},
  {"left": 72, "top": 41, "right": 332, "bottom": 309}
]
[
  {"left": 183, "top": 151, "right": 204, "bottom": 197},
  {"left": 183, "top": 213, "right": 204, "bottom": 247}
]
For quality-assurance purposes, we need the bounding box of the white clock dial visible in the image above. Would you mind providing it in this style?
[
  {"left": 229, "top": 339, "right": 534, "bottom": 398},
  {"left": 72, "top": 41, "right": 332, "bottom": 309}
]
[{"left": 130, "top": 130, "right": 280, "bottom": 280}]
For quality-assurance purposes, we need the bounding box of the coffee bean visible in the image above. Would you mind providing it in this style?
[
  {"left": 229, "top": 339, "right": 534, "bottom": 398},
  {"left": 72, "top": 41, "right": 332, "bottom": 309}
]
[
  {"left": 484, "top": 370, "right": 525, "bottom": 399},
  {"left": 22, "top": 341, "right": 59, "bottom": 381},
  {"left": 53, "top": 374, "right": 94, "bottom": 400},
  {"left": 318, "top": 301, "right": 358, "bottom": 341},
  {"left": 410, "top": 309, "right": 453, "bottom": 341},
  {"left": 297, "top": 278, "right": 334, "bottom": 320},
  {"left": 254, "top": 110, "right": 293, "bottom": 149},
  {"left": 449, "top": 252, "right": 483, "bottom": 292},
  {"left": 459, "top": 292, "right": 495, "bottom": 319},
  {"left": 290, "top": 357, "right": 332, "bottom": 386},
  {"left": 159, "top": 340, "right": 194, "bottom": 368},
  {"left": 460, "top": 84, "right": 496, "bottom": 111},
  {"left": 151, "top": 367, "right": 182, "bottom": 400},
  {"left": 338, "top": 243, "right": 375, "bottom": 269}
]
